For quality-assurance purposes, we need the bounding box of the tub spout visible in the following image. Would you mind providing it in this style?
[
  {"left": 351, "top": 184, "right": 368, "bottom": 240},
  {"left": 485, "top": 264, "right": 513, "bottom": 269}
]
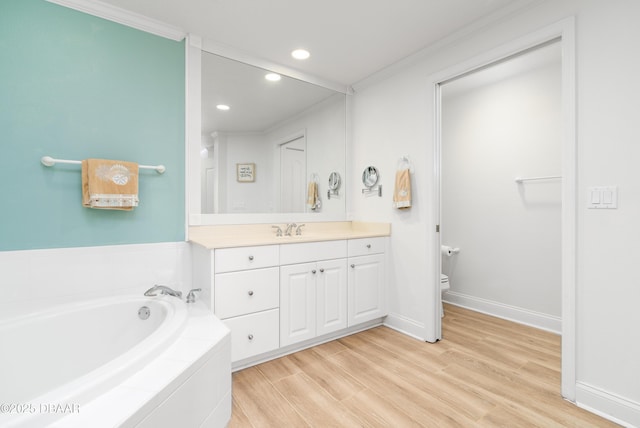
[{"left": 144, "top": 285, "right": 182, "bottom": 299}]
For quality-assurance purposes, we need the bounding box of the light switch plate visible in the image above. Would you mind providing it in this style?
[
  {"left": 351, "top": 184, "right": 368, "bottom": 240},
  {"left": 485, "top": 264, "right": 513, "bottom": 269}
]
[{"left": 587, "top": 186, "right": 618, "bottom": 209}]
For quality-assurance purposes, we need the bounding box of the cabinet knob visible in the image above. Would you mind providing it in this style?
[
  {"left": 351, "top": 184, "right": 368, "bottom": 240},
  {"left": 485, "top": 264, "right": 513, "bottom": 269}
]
[
  {"left": 366, "top": 244, "right": 371, "bottom": 249},
  {"left": 248, "top": 334, "right": 254, "bottom": 340},
  {"left": 319, "top": 268, "right": 324, "bottom": 273},
  {"left": 248, "top": 255, "right": 254, "bottom": 261},
  {"left": 311, "top": 269, "right": 317, "bottom": 274},
  {"left": 351, "top": 264, "right": 355, "bottom": 268},
  {"left": 248, "top": 290, "right": 254, "bottom": 296}
]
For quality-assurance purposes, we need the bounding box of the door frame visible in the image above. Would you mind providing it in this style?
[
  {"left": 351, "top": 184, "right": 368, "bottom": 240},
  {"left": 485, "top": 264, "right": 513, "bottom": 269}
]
[{"left": 429, "top": 18, "right": 576, "bottom": 400}]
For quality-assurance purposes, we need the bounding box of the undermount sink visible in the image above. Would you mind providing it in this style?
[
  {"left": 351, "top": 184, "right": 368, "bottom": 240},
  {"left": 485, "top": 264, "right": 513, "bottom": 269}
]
[
  {"left": 277, "top": 234, "right": 316, "bottom": 240},
  {"left": 188, "top": 221, "right": 391, "bottom": 249}
]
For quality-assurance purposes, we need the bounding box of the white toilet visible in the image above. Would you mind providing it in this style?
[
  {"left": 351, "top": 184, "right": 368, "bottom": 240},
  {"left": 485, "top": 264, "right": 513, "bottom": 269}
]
[{"left": 440, "top": 274, "right": 450, "bottom": 317}]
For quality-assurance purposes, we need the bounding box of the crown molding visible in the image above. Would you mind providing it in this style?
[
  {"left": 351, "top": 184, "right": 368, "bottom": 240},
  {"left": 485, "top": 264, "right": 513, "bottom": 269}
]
[
  {"left": 46, "top": 0, "right": 186, "bottom": 41},
  {"left": 352, "top": 0, "right": 545, "bottom": 91}
]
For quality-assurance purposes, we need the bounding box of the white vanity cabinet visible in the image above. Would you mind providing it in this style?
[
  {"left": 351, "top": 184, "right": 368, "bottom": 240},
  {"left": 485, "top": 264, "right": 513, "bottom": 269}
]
[
  {"left": 191, "top": 231, "right": 387, "bottom": 368},
  {"left": 347, "top": 237, "right": 387, "bottom": 326},
  {"left": 279, "top": 241, "right": 348, "bottom": 347},
  {"left": 212, "top": 245, "right": 280, "bottom": 362}
]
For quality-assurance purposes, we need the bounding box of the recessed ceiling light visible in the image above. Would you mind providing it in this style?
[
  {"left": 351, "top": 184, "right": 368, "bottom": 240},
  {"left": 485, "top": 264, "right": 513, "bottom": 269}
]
[
  {"left": 216, "top": 104, "right": 230, "bottom": 111},
  {"left": 265, "top": 73, "right": 281, "bottom": 82},
  {"left": 291, "top": 49, "right": 310, "bottom": 60}
]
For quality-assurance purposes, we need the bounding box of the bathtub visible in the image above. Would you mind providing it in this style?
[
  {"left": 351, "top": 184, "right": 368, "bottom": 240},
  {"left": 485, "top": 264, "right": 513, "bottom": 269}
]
[{"left": 0, "top": 295, "right": 231, "bottom": 428}]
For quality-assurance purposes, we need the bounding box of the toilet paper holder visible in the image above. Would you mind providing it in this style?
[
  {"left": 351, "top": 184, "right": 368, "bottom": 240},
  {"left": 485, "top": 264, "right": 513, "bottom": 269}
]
[{"left": 441, "top": 245, "right": 460, "bottom": 257}]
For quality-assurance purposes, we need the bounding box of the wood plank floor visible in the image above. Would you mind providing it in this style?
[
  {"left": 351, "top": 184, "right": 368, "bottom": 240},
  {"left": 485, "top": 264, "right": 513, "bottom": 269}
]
[{"left": 229, "top": 304, "right": 619, "bottom": 427}]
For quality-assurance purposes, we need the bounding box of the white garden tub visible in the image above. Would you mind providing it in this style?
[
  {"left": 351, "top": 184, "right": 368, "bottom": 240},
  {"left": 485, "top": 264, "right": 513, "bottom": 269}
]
[{"left": 0, "top": 295, "right": 231, "bottom": 428}]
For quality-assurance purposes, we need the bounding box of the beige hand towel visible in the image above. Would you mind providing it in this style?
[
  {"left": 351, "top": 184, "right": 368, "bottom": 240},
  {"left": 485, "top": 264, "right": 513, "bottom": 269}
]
[
  {"left": 82, "top": 159, "right": 139, "bottom": 210},
  {"left": 307, "top": 181, "right": 319, "bottom": 210},
  {"left": 393, "top": 168, "right": 411, "bottom": 209}
]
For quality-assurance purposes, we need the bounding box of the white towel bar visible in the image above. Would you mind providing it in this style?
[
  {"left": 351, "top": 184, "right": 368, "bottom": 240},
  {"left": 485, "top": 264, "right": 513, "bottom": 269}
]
[
  {"left": 514, "top": 175, "right": 561, "bottom": 183},
  {"left": 41, "top": 156, "right": 166, "bottom": 174}
]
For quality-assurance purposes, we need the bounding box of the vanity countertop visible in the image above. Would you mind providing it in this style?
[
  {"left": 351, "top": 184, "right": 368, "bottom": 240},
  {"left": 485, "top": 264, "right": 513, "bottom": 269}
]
[{"left": 188, "top": 221, "right": 390, "bottom": 249}]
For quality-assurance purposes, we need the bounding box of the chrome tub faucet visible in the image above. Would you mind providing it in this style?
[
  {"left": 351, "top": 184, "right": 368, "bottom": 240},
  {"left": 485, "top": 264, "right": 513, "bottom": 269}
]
[{"left": 144, "top": 285, "right": 182, "bottom": 299}]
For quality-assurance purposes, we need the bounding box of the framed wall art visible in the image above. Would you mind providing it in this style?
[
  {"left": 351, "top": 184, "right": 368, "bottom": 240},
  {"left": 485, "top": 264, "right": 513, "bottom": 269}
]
[{"left": 236, "top": 163, "right": 255, "bottom": 182}]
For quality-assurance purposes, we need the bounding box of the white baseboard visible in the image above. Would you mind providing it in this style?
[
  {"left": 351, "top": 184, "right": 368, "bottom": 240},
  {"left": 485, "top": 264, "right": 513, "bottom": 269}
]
[
  {"left": 383, "top": 313, "right": 430, "bottom": 341},
  {"left": 443, "top": 291, "right": 562, "bottom": 334},
  {"left": 231, "top": 319, "right": 384, "bottom": 371},
  {"left": 576, "top": 382, "right": 640, "bottom": 428}
]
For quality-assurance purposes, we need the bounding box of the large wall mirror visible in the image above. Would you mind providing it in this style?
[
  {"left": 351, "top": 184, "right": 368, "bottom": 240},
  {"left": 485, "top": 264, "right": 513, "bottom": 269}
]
[{"left": 192, "top": 49, "right": 347, "bottom": 224}]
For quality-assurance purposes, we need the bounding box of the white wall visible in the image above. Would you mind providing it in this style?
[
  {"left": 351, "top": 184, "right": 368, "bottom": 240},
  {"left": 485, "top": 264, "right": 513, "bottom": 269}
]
[
  {"left": 0, "top": 243, "right": 192, "bottom": 321},
  {"left": 441, "top": 55, "right": 562, "bottom": 326},
  {"left": 222, "top": 133, "right": 274, "bottom": 213},
  {"left": 350, "top": 0, "right": 640, "bottom": 424}
]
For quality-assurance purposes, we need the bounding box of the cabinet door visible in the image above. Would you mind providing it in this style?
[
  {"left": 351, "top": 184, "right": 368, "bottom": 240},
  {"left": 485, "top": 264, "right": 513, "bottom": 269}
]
[
  {"left": 316, "top": 259, "right": 348, "bottom": 336},
  {"left": 280, "top": 262, "right": 316, "bottom": 347},
  {"left": 348, "top": 254, "right": 385, "bottom": 326}
]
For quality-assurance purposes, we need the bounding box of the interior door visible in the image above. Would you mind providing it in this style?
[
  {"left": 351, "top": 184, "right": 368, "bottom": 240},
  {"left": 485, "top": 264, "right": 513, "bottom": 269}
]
[{"left": 280, "top": 136, "right": 306, "bottom": 213}]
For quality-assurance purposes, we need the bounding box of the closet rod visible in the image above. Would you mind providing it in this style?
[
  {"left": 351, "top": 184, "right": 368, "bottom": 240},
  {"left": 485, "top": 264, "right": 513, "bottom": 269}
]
[
  {"left": 41, "top": 156, "right": 166, "bottom": 174},
  {"left": 514, "top": 175, "right": 561, "bottom": 183}
]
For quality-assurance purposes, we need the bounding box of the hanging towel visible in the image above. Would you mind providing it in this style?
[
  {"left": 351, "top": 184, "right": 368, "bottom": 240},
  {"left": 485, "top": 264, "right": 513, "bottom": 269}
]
[
  {"left": 307, "top": 180, "right": 321, "bottom": 211},
  {"left": 82, "top": 159, "right": 139, "bottom": 210},
  {"left": 393, "top": 168, "right": 412, "bottom": 209}
]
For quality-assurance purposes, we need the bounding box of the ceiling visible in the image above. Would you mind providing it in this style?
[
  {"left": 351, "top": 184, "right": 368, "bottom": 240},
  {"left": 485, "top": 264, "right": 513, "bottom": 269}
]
[
  {"left": 201, "top": 52, "right": 338, "bottom": 134},
  {"left": 97, "top": 0, "right": 531, "bottom": 87}
]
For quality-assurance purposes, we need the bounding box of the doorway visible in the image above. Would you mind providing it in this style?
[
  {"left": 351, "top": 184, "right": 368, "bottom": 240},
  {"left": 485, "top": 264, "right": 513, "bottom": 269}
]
[
  {"left": 430, "top": 19, "right": 576, "bottom": 400},
  {"left": 440, "top": 41, "right": 562, "bottom": 331}
]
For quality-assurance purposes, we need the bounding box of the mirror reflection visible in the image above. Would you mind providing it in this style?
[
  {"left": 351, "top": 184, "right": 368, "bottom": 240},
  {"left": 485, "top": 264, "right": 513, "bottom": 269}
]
[
  {"left": 362, "top": 166, "right": 379, "bottom": 188},
  {"left": 328, "top": 172, "right": 341, "bottom": 191},
  {"left": 327, "top": 172, "right": 341, "bottom": 200},
  {"left": 200, "top": 52, "right": 346, "bottom": 215}
]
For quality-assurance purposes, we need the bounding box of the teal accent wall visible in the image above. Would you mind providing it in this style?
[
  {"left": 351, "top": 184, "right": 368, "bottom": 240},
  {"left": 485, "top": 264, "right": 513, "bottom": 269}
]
[{"left": 0, "top": 0, "right": 185, "bottom": 251}]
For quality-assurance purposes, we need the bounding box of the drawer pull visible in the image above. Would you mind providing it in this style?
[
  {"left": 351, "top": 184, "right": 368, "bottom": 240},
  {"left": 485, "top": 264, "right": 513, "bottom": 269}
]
[
  {"left": 319, "top": 268, "right": 324, "bottom": 273},
  {"left": 248, "top": 334, "right": 254, "bottom": 341},
  {"left": 351, "top": 264, "right": 355, "bottom": 268},
  {"left": 248, "top": 290, "right": 254, "bottom": 296},
  {"left": 311, "top": 269, "right": 317, "bottom": 274},
  {"left": 248, "top": 255, "right": 254, "bottom": 261},
  {"left": 366, "top": 244, "right": 372, "bottom": 249}
]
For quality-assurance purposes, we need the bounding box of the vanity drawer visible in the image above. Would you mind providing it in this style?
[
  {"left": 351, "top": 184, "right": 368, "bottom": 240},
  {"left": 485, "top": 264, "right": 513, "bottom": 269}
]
[
  {"left": 223, "top": 309, "right": 279, "bottom": 362},
  {"left": 348, "top": 237, "right": 386, "bottom": 257},
  {"left": 214, "top": 267, "right": 279, "bottom": 319},
  {"left": 280, "top": 240, "right": 347, "bottom": 265},
  {"left": 214, "top": 245, "right": 279, "bottom": 273}
]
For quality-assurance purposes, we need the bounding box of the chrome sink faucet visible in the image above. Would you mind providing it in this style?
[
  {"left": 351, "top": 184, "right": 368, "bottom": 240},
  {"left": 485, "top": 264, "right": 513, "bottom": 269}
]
[
  {"left": 144, "top": 285, "right": 182, "bottom": 299},
  {"left": 271, "top": 225, "right": 283, "bottom": 237},
  {"left": 284, "top": 223, "right": 297, "bottom": 236}
]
